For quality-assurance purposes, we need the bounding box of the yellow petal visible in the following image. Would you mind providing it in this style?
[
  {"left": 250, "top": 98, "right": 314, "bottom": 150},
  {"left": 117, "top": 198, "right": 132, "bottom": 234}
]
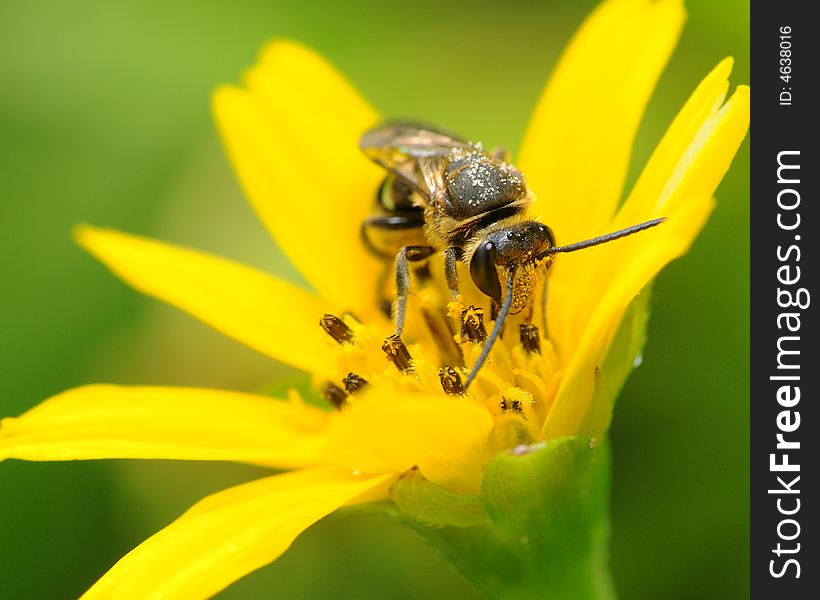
[
  {"left": 213, "top": 40, "right": 383, "bottom": 314},
  {"left": 82, "top": 467, "right": 394, "bottom": 600},
  {"left": 613, "top": 60, "right": 747, "bottom": 226},
  {"left": 581, "top": 81, "right": 750, "bottom": 302},
  {"left": 0, "top": 385, "right": 328, "bottom": 468},
  {"left": 76, "top": 225, "right": 337, "bottom": 376},
  {"left": 317, "top": 386, "right": 493, "bottom": 494},
  {"left": 543, "top": 70, "right": 749, "bottom": 438},
  {"left": 518, "top": 0, "right": 685, "bottom": 243},
  {"left": 541, "top": 194, "right": 714, "bottom": 440},
  {"left": 547, "top": 74, "right": 750, "bottom": 359}
]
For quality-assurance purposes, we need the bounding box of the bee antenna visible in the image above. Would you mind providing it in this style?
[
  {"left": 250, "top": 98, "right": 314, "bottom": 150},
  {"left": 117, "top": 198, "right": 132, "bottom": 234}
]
[
  {"left": 464, "top": 269, "right": 516, "bottom": 389},
  {"left": 548, "top": 217, "right": 666, "bottom": 255}
]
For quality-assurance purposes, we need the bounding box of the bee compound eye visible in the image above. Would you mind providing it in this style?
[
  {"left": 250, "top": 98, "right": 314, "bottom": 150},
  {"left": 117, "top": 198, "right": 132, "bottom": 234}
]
[
  {"left": 470, "top": 241, "right": 502, "bottom": 301},
  {"left": 542, "top": 223, "right": 555, "bottom": 246},
  {"left": 533, "top": 223, "right": 556, "bottom": 259}
]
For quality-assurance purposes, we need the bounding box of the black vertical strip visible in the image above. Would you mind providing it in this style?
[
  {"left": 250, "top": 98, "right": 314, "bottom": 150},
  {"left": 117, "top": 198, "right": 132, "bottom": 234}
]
[{"left": 751, "top": 3, "right": 817, "bottom": 597}]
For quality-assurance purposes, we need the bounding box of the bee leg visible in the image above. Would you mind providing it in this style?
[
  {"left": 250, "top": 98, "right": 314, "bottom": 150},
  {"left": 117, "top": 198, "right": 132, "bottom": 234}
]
[
  {"left": 394, "top": 245, "right": 436, "bottom": 337},
  {"left": 361, "top": 214, "right": 426, "bottom": 317},
  {"left": 443, "top": 247, "right": 462, "bottom": 301},
  {"left": 465, "top": 267, "right": 517, "bottom": 388}
]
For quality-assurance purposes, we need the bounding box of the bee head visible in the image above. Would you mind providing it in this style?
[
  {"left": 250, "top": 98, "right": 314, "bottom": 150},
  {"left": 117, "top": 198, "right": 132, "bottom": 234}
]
[{"left": 469, "top": 221, "right": 555, "bottom": 301}]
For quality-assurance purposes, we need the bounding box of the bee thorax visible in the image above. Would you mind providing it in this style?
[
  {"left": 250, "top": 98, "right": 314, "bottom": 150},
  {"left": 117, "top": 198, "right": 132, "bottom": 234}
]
[{"left": 443, "top": 152, "right": 527, "bottom": 219}]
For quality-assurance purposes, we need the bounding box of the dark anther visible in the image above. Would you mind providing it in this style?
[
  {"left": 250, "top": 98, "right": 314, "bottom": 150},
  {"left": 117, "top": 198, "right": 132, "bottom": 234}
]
[
  {"left": 382, "top": 334, "right": 413, "bottom": 372},
  {"left": 519, "top": 324, "right": 541, "bottom": 354},
  {"left": 319, "top": 314, "right": 353, "bottom": 344},
  {"left": 461, "top": 305, "right": 488, "bottom": 343},
  {"left": 490, "top": 299, "right": 501, "bottom": 323},
  {"left": 343, "top": 372, "right": 369, "bottom": 394},
  {"left": 500, "top": 397, "right": 523, "bottom": 414},
  {"left": 322, "top": 383, "right": 348, "bottom": 409},
  {"left": 439, "top": 366, "right": 464, "bottom": 395}
]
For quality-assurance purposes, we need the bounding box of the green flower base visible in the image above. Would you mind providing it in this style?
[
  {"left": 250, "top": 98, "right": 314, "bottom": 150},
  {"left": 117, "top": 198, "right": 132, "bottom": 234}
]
[{"left": 389, "top": 436, "right": 614, "bottom": 600}]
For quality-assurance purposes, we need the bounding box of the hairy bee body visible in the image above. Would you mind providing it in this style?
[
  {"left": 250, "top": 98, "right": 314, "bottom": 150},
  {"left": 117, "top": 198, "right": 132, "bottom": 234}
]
[
  {"left": 360, "top": 123, "right": 554, "bottom": 313},
  {"left": 360, "top": 176, "right": 427, "bottom": 261},
  {"left": 358, "top": 121, "right": 662, "bottom": 387}
]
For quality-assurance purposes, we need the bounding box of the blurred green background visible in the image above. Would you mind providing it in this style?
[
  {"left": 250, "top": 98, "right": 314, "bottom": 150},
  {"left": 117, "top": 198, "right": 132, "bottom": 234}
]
[{"left": 0, "top": 0, "right": 748, "bottom": 598}]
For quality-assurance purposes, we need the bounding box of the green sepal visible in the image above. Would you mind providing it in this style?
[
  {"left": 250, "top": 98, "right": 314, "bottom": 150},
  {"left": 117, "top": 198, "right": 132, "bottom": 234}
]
[
  {"left": 389, "top": 475, "right": 527, "bottom": 594},
  {"left": 480, "top": 437, "right": 614, "bottom": 599},
  {"left": 388, "top": 467, "right": 489, "bottom": 528},
  {"left": 390, "top": 437, "right": 614, "bottom": 600}
]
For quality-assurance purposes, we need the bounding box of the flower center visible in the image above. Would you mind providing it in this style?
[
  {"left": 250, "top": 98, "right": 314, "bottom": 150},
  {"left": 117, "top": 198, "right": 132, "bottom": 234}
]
[{"left": 317, "top": 280, "right": 561, "bottom": 454}]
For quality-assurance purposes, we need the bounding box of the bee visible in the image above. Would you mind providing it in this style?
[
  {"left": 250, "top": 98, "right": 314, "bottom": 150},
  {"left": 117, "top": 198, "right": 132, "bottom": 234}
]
[{"left": 360, "top": 121, "right": 663, "bottom": 388}]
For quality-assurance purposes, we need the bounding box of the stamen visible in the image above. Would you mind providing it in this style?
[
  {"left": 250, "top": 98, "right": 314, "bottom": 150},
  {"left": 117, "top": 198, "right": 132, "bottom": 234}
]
[
  {"left": 499, "top": 396, "right": 523, "bottom": 414},
  {"left": 490, "top": 299, "right": 500, "bottom": 323},
  {"left": 461, "top": 305, "right": 488, "bottom": 343},
  {"left": 319, "top": 314, "right": 353, "bottom": 344},
  {"left": 519, "top": 324, "right": 541, "bottom": 354},
  {"left": 438, "top": 366, "right": 464, "bottom": 395},
  {"left": 322, "top": 383, "right": 348, "bottom": 409},
  {"left": 343, "top": 372, "right": 369, "bottom": 394},
  {"left": 382, "top": 334, "right": 413, "bottom": 372},
  {"left": 422, "top": 307, "right": 464, "bottom": 367}
]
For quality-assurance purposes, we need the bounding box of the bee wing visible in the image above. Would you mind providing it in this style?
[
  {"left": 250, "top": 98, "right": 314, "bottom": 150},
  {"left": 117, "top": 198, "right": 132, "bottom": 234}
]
[{"left": 360, "top": 121, "right": 473, "bottom": 202}]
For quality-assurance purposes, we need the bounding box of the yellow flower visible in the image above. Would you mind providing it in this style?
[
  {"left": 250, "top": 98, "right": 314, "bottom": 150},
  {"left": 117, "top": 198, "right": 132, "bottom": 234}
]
[{"left": 0, "top": 0, "right": 748, "bottom": 598}]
